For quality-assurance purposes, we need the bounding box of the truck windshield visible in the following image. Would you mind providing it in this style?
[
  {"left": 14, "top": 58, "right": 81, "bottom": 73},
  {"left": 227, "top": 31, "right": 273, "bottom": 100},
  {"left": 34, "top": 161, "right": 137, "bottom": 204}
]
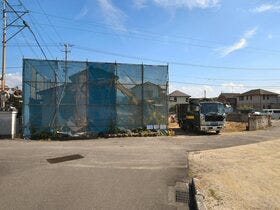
[{"left": 201, "top": 103, "right": 224, "bottom": 115}]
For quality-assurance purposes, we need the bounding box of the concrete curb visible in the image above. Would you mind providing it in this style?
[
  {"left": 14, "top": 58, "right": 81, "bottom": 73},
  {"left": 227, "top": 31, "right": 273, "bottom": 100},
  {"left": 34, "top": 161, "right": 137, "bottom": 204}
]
[{"left": 189, "top": 178, "right": 207, "bottom": 210}]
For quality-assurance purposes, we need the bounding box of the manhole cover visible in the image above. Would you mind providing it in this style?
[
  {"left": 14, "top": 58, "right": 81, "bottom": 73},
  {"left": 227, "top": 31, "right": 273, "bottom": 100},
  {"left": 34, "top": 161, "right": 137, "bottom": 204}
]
[
  {"left": 176, "top": 190, "right": 189, "bottom": 203},
  {"left": 47, "top": 154, "right": 84, "bottom": 164}
]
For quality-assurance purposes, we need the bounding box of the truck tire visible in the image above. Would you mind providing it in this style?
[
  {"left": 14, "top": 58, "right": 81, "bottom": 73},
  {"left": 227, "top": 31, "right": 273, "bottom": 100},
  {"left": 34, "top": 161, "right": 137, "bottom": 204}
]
[{"left": 215, "top": 130, "right": 220, "bottom": 134}]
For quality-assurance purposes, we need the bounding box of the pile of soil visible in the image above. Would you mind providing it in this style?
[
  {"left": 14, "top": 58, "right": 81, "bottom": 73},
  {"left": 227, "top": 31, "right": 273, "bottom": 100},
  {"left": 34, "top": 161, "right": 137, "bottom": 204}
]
[
  {"left": 223, "top": 122, "right": 247, "bottom": 132},
  {"left": 168, "top": 122, "right": 180, "bottom": 129}
]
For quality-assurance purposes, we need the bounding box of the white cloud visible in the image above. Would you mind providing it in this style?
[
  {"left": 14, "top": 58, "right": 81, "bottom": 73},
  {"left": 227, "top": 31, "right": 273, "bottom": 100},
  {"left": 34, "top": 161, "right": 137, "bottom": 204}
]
[
  {"left": 252, "top": 3, "right": 280, "bottom": 13},
  {"left": 98, "top": 0, "right": 127, "bottom": 31},
  {"left": 169, "top": 82, "right": 248, "bottom": 98},
  {"left": 221, "top": 82, "right": 246, "bottom": 93},
  {"left": 244, "top": 27, "right": 258, "bottom": 39},
  {"left": 134, "top": 0, "right": 147, "bottom": 9},
  {"left": 75, "top": 5, "right": 89, "bottom": 20},
  {"left": 152, "top": 0, "right": 220, "bottom": 9},
  {"left": 219, "top": 27, "right": 257, "bottom": 57},
  {"left": 220, "top": 38, "right": 247, "bottom": 57},
  {"left": 169, "top": 83, "right": 216, "bottom": 98},
  {"left": 5, "top": 73, "right": 22, "bottom": 88},
  {"left": 133, "top": 0, "right": 220, "bottom": 10}
]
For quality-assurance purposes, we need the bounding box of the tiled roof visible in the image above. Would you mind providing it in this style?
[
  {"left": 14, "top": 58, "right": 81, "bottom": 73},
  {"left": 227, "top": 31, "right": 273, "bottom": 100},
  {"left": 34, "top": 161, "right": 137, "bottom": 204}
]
[
  {"left": 240, "top": 89, "right": 279, "bottom": 96},
  {"left": 219, "top": 93, "right": 240, "bottom": 98},
  {"left": 169, "top": 90, "right": 190, "bottom": 97}
]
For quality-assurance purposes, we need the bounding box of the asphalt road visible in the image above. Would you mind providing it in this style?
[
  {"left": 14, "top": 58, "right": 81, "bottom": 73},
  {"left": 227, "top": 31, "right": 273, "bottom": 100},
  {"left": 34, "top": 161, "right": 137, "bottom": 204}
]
[{"left": 0, "top": 122, "right": 279, "bottom": 210}]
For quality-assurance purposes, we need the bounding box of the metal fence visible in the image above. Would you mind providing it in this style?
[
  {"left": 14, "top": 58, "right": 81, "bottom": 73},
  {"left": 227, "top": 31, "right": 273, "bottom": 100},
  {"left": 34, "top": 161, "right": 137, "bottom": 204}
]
[{"left": 23, "top": 59, "right": 168, "bottom": 138}]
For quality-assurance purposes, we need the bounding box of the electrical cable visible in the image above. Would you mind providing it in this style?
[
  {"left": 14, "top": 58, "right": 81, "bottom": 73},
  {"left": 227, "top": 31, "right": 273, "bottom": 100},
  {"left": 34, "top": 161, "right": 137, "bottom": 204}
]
[
  {"left": 20, "top": 31, "right": 39, "bottom": 58},
  {"left": 30, "top": 10, "right": 280, "bottom": 55},
  {"left": 25, "top": 15, "right": 55, "bottom": 59},
  {"left": 32, "top": 0, "right": 64, "bottom": 43},
  {"left": 73, "top": 45, "right": 280, "bottom": 71}
]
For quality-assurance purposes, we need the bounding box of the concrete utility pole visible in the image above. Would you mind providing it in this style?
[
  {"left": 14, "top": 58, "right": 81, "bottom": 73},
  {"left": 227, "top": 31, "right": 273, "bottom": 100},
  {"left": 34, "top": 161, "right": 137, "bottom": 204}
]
[
  {"left": 1, "top": 0, "right": 7, "bottom": 92},
  {"left": 63, "top": 43, "right": 72, "bottom": 63},
  {"left": 62, "top": 43, "right": 73, "bottom": 81},
  {"left": 0, "top": 0, "right": 28, "bottom": 109}
]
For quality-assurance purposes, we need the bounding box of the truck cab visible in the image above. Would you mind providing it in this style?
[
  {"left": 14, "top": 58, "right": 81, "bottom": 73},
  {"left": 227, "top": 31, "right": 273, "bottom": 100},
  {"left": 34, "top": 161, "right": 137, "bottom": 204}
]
[{"left": 176, "top": 100, "right": 226, "bottom": 134}]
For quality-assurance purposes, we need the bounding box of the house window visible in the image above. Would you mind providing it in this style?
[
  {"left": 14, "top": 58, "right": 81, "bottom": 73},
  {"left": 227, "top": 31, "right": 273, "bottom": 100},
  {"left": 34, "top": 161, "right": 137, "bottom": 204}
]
[
  {"left": 239, "top": 96, "right": 244, "bottom": 101},
  {"left": 263, "top": 95, "right": 266, "bottom": 100},
  {"left": 246, "top": 96, "right": 249, "bottom": 100},
  {"left": 250, "top": 96, "right": 252, "bottom": 100},
  {"left": 185, "top": 98, "right": 188, "bottom": 102},
  {"left": 267, "top": 96, "right": 269, "bottom": 100},
  {"left": 174, "top": 97, "right": 177, "bottom": 102}
]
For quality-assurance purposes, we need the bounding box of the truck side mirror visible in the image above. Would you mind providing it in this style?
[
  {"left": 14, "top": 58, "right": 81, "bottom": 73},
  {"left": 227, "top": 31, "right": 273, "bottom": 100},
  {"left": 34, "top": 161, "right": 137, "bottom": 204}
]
[{"left": 194, "top": 106, "right": 200, "bottom": 112}]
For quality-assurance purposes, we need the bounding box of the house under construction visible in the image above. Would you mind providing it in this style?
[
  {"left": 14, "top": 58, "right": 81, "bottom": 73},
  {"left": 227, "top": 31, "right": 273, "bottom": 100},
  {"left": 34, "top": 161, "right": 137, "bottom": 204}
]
[{"left": 22, "top": 59, "right": 168, "bottom": 139}]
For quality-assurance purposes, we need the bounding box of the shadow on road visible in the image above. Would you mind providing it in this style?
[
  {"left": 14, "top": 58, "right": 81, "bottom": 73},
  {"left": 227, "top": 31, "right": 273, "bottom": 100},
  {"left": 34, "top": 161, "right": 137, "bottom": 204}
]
[{"left": 171, "top": 128, "right": 218, "bottom": 136}]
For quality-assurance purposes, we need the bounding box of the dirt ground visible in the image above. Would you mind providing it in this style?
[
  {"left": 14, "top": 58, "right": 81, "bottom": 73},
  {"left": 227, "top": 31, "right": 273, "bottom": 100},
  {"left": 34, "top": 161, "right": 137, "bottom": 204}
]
[{"left": 189, "top": 139, "right": 280, "bottom": 209}]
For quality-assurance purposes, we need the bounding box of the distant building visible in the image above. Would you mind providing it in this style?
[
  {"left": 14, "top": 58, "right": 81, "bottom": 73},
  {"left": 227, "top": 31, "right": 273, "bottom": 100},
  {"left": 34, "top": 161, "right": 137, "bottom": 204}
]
[
  {"left": 217, "top": 93, "right": 240, "bottom": 108},
  {"left": 168, "top": 90, "right": 191, "bottom": 108},
  {"left": 237, "top": 89, "right": 279, "bottom": 110}
]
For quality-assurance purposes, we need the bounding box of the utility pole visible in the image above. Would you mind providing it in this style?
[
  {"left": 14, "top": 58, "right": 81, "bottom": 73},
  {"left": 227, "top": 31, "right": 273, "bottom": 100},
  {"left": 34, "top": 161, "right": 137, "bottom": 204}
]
[
  {"left": 62, "top": 43, "right": 73, "bottom": 63},
  {"left": 61, "top": 43, "right": 73, "bottom": 81},
  {"left": 0, "top": 0, "right": 28, "bottom": 109},
  {"left": 1, "top": 0, "right": 7, "bottom": 92}
]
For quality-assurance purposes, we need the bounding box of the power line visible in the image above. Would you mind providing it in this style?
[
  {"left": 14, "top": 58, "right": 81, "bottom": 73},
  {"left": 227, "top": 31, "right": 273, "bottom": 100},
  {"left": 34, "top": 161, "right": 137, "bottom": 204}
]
[
  {"left": 169, "top": 81, "right": 280, "bottom": 88},
  {"left": 4, "top": 42, "right": 59, "bottom": 46},
  {"left": 7, "top": 42, "right": 280, "bottom": 71},
  {"left": 17, "top": 0, "right": 56, "bottom": 58},
  {"left": 7, "top": 42, "right": 280, "bottom": 72},
  {"left": 1, "top": 0, "right": 29, "bottom": 93},
  {"left": 25, "top": 14, "right": 55, "bottom": 59},
  {"left": 73, "top": 45, "right": 280, "bottom": 71},
  {"left": 32, "top": 22, "right": 280, "bottom": 56},
  {"left": 30, "top": 10, "right": 280, "bottom": 55},
  {"left": 32, "top": 0, "right": 63, "bottom": 43},
  {"left": 189, "top": 77, "right": 280, "bottom": 82},
  {"left": 20, "top": 30, "right": 39, "bottom": 57}
]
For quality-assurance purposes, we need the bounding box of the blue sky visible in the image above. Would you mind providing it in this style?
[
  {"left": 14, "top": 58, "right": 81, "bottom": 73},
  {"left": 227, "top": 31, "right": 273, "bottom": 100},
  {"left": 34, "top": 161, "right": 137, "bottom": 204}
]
[{"left": 4, "top": 0, "right": 280, "bottom": 97}]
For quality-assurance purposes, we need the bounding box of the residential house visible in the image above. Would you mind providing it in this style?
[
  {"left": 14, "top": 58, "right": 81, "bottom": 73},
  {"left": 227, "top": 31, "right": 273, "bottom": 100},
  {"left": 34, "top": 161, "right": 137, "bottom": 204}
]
[
  {"left": 130, "top": 81, "right": 167, "bottom": 125},
  {"left": 217, "top": 93, "right": 240, "bottom": 108},
  {"left": 168, "top": 90, "right": 191, "bottom": 108},
  {"left": 237, "top": 89, "right": 279, "bottom": 110}
]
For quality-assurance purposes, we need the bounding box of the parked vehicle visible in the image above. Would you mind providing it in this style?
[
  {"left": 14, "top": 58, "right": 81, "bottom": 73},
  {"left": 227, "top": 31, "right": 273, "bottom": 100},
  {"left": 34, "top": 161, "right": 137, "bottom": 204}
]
[
  {"left": 176, "top": 99, "right": 226, "bottom": 134},
  {"left": 263, "top": 109, "right": 280, "bottom": 119}
]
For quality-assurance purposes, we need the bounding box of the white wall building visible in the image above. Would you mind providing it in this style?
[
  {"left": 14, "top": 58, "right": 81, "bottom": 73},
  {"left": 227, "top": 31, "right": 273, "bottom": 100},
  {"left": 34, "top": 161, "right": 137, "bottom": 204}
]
[
  {"left": 168, "top": 90, "right": 191, "bottom": 109},
  {"left": 237, "top": 89, "right": 279, "bottom": 110}
]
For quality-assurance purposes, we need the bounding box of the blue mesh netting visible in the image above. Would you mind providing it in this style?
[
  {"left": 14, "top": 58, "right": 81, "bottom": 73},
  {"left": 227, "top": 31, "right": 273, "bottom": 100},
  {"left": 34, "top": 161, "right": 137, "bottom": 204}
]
[{"left": 23, "top": 59, "right": 168, "bottom": 138}]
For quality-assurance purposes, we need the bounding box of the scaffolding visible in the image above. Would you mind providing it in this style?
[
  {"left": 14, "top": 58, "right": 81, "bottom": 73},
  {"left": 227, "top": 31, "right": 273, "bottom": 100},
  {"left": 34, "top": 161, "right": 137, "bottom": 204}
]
[{"left": 23, "top": 59, "right": 168, "bottom": 139}]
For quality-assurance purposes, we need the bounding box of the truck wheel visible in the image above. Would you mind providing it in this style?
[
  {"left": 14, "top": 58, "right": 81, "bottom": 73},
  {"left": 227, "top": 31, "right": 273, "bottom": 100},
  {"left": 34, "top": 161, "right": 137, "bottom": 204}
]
[{"left": 215, "top": 131, "right": 220, "bottom": 134}]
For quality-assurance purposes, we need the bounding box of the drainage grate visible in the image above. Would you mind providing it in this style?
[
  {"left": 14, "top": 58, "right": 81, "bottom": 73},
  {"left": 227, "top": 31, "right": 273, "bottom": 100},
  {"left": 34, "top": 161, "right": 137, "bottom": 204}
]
[
  {"left": 175, "top": 190, "right": 189, "bottom": 203},
  {"left": 47, "top": 154, "right": 84, "bottom": 164}
]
